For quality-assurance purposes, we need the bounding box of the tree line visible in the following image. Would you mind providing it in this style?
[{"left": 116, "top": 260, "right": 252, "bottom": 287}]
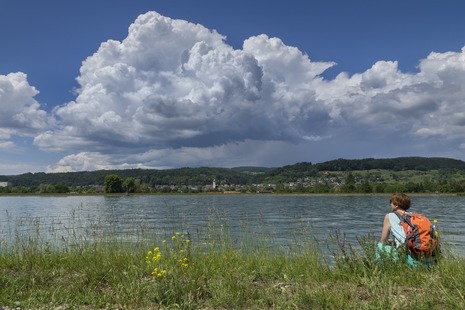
[{"left": 1, "top": 157, "right": 465, "bottom": 194}]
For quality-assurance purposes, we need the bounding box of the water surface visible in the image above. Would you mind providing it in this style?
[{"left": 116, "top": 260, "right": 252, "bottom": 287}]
[{"left": 0, "top": 194, "right": 463, "bottom": 257}]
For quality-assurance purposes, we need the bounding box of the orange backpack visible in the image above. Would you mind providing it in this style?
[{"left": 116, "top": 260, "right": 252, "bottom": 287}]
[{"left": 395, "top": 211, "right": 439, "bottom": 258}]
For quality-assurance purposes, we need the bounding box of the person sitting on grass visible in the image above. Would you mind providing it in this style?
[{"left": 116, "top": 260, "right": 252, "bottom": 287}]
[
  {"left": 380, "top": 192, "right": 411, "bottom": 249},
  {"left": 379, "top": 193, "right": 436, "bottom": 267}
]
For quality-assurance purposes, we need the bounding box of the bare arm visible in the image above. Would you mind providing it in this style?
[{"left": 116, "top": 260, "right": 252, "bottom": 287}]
[{"left": 380, "top": 214, "right": 391, "bottom": 245}]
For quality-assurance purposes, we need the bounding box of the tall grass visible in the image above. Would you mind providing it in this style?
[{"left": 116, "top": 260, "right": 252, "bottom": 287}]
[{"left": 0, "top": 210, "right": 464, "bottom": 309}]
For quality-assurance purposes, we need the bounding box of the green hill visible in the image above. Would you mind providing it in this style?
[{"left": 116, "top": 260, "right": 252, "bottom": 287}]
[{"left": 1, "top": 157, "right": 465, "bottom": 194}]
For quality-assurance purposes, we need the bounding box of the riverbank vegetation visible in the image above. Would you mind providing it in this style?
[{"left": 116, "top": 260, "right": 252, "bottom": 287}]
[
  {"left": 1, "top": 220, "right": 464, "bottom": 309},
  {"left": 2, "top": 157, "right": 465, "bottom": 195}
]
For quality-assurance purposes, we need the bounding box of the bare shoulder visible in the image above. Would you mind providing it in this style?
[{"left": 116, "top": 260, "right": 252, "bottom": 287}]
[{"left": 383, "top": 213, "right": 391, "bottom": 223}]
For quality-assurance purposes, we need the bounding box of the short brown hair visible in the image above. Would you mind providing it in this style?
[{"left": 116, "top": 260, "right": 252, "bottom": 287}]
[{"left": 390, "top": 193, "right": 411, "bottom": 210}]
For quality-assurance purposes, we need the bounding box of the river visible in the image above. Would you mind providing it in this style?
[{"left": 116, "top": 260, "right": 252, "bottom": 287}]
[{"left": 0, "top": 194, "right": 463, "bottom": 259}]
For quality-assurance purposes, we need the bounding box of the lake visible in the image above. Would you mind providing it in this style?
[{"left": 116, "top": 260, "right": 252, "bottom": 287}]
[{"left": 1, "top": 194, "right": 464, "bottom": 259}]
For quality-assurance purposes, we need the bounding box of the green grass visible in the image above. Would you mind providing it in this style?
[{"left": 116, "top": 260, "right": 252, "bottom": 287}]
[{"left": 0, "top": 220, "right": 464, "bottom": 309}]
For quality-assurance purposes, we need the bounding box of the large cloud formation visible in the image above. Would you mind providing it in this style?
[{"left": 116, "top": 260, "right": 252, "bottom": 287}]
[
  {"left": 36, "top": 12, "right": 333, "bottom": 152},
  {"left": 0, "top": 72, "right": 53, "bottom": 150},
  {"left": 6, "top": 11, "right": 464, "bottom": 172}
]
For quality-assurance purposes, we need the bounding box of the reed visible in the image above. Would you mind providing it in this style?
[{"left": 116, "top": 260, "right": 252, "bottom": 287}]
[{"left": 0, "top": 213, "right": 464, "bottom": 309}]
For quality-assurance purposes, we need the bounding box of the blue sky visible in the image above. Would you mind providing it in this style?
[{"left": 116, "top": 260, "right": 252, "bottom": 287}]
[{"left": 1, "top": 0, "right": 465, "bottom": 175}]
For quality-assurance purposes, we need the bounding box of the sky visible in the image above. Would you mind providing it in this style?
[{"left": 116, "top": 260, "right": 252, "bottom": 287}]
[{"left": 1, "top": 0, "right": 465, "bottom": 175}]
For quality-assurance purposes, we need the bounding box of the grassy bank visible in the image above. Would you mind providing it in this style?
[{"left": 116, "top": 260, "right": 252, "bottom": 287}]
[{"left": 0, "top": 227, "right": 464, "bottom": 309}]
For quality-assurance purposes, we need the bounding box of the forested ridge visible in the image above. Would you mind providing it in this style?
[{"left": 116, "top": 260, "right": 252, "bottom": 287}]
[
  {"left": 0, "top": 167, "right": 252, "bottom": 188},
  {"left": 314, "top": 157, "right": 465, "bottom": 171},
  {"left": 1, "top": 156, "right": 465, "bottom": 187}
]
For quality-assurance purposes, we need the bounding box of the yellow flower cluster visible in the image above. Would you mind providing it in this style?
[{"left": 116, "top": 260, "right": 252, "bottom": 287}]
[
  {"left": 146, "top": 232, "right": 191, "bottom": 280},
  {"left": 146, "top": 247, "right": 166, "bottom": 279},
  {"left": 151, "top": 267, "right": 167, "bottom": 278},
  {"left": 179, "top": 257, "right": 189, "bottom": 268},
  {"left": 146, "top": 247, "right": 162, "bottom": 262}
]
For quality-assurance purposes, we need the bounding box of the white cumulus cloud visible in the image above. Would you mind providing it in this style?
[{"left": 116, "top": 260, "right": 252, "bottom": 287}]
[
  {"left": 0, "top": 72, "right": 52, "bottom": 134},
  {"left": 23, "top": 11, "right": 465, "bottom": 172},
  {"left": 0, "top": 72, "right": 53, "bottom": 152}
]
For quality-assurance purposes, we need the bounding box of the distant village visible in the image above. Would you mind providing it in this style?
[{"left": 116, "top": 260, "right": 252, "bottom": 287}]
[{"left": 138, "top": 173, "right": 361, "bottom": 194}]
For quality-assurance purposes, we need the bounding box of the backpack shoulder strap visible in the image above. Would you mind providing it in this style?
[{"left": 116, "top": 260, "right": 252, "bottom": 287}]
[{"left": 394, "top": 211, "right": 413, "bottom": 227}]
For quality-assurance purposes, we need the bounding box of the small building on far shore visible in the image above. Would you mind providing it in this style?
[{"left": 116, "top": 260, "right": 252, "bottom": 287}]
[{"left": 0, "top": 182, "right": 10, "bottom": 187}]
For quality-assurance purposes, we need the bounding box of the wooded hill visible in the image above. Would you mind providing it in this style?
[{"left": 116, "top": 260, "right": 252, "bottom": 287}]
[{"left": 1, "top": 157, "right": 465, "bottom": 188}]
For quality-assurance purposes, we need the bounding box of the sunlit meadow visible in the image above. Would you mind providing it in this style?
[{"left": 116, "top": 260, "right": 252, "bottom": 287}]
[{"left": 0, "top": 208, "right": 464, "bottom": 309}]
